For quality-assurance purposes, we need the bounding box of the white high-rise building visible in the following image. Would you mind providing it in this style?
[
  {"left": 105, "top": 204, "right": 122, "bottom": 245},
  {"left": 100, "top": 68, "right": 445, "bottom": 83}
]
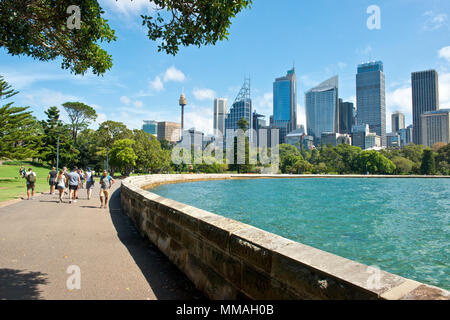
[{"left": 214, "top": 98, "right": 228, "bottom": 137}]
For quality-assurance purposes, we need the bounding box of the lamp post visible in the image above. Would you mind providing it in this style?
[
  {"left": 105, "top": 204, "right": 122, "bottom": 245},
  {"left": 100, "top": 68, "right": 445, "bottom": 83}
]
[{"left": 56, "top": 136, "right": 60, "bottom": 171}]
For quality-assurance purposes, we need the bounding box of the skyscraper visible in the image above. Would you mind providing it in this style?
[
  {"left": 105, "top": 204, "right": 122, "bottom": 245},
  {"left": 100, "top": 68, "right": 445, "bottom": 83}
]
[
  {"left": 157, "top": 122, "right": 181, "bottom": 143},
  {"left": 225, "top": 78, "right": 252, "bottom": 133},
  {"left": 272, "top": 67, "right": 297, "bottom": 143},
  {"left": 356, "top": 61, "right": 386, "bottom": 146},
  {"left": 213, "top": 98, "right": 228, "bottom": 136},
  {"left": 391, "top": 111, "right": 405, "bottom": 133},
  {"left": 421, "top": 109, "right": 449, "bottom": 147},
  {"left": 412, "top": 70, "right": 439, "bottom": 145},
  {"left": 305, "top": 76, "right": 339, "bottom": 144},
  {"left": 142, "top": 120, "right": 158, "bottom": 136},
  {"left": 338, "top": 99, "right": 354, "bottom": 134}
]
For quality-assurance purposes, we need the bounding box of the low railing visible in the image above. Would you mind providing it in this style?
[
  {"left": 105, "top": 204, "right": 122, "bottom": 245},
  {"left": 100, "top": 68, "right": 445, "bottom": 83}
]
[{"left": 120, "top": 174, "right": 449, "bottom": 300}]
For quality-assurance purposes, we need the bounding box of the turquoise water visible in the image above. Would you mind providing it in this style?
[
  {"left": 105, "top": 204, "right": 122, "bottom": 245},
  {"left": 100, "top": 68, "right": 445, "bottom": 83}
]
[{"left": 150, "top": 178, "right": 450, "bottom": 290}]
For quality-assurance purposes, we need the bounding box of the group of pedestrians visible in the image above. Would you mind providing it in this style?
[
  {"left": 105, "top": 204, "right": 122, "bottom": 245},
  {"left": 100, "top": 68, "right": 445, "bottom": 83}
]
[{"left": 20, "top": 166, "right": 115, "bottom": 209}]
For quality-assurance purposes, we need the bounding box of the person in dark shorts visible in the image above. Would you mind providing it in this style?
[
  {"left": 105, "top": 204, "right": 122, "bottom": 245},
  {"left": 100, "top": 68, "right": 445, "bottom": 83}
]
[
  {"left": 25, "top": 168, "right": 37, "bottom": 200},
  {"left": 47, "top": 167, "right": 58, "bottom": 195},
  {"left": 68, "top": 167, "right": 80, "bottom": 204}
]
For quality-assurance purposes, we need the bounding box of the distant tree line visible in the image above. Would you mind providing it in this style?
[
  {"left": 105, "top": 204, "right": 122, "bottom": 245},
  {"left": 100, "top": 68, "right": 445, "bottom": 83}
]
[{"left": 1, "top": 76, "right": 449, "bottom": 176}]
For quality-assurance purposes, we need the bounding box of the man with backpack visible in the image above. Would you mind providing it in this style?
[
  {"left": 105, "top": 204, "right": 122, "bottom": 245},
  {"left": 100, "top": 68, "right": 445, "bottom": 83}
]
[
  {"left": 99, "top": 170, "right": 115, "bottom": 209},
  {"left": 25, "top": 168, "right": 37, "bottom": 200}
]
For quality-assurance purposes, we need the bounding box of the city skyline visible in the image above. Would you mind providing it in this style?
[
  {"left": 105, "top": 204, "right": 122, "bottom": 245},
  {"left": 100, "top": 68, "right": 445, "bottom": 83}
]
[{"left": 1, "top": 1, "right": 449, "bottom": 135}]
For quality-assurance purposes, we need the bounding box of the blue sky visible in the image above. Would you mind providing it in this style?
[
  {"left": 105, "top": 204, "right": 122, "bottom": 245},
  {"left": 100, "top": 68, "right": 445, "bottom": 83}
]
[{"left": 1, "top": 0, "right": 449, "bottom": 134}]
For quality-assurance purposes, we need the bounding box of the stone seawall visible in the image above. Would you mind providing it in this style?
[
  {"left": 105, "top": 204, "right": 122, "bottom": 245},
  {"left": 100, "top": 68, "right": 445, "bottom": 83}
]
[{"left": 120, "top": 174, "right": 449, "bottom": 300}]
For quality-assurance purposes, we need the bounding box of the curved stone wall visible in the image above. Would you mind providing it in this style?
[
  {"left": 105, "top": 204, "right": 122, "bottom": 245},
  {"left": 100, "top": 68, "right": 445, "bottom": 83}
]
[{"left": 120, "top": 174, "right": 449, "bottom": 300}]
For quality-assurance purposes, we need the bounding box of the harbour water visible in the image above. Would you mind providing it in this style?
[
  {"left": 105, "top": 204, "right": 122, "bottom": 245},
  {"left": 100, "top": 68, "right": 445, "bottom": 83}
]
[{"left": 150, "top": 178, "right": 450, "bottom": 290}]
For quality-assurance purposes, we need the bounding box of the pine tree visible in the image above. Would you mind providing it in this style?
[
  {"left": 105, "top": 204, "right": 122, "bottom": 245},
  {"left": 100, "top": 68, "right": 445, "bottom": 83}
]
[
  {"left": 420, "top": 149, "right": 436, "bottom": 175},
  {"left": 0, "top": 76, "right": 39, "bottom": 159}
]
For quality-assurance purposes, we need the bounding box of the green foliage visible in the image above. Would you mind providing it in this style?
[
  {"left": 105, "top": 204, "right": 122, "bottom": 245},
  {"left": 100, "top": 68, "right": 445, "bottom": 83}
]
[
  {"left": 0, "top": 0, "right": 116, "bottom": 75},
  {"left": 132, "top": 130, "right": 170, "bottom": 174},
  {"left": 237, "top": 117, "right": 250, "bottom": 131},
  {"left": 391, "top": 156, "right": 413, "bottom": 175},
  {"left": 356, "top": 150, "right": 396, "bottom": 174},
  {"left": 109, "top": 139, "right": 137, "bottom": 176},
  {"left": 143, "top": 0, "right": 252, "bottom": 55},
  {"left": 62, "top": 102, "right": 97, "bottom": 143},
  {"left": 0, "top": 76, "right": 40, "bottom": 159},
  {"left": 38, "top": 106, "right": 78, "bottom": 167},
  {"left": 0, "top": 1, "right": 251, "bottom": 75},
  {"left": 420, "top": 149, "right": 436, "bottom": 175}
]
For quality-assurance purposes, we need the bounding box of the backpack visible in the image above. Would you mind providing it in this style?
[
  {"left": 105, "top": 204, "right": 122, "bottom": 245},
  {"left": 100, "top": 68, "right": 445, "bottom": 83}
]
[
  {"left": 100, "top": 176, "right": 111, "bottom": 189},
  {"left": 27, "top": 173, "right": 36, "bottom": 183}
]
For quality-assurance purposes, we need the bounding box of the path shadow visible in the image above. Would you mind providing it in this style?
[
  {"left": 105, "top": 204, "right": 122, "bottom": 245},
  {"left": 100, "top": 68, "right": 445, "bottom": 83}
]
[
  {"left": 0, "top": 269, "right": 48, "bottom": 300},
  {"left": 108, "top": 187, "right": 206, "bottom": 300}
]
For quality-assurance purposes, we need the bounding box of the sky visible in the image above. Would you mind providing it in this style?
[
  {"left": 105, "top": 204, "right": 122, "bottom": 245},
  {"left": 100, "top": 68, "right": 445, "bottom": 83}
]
[{"left": 1, "top": 0, "right": 449, "bottom": 135}]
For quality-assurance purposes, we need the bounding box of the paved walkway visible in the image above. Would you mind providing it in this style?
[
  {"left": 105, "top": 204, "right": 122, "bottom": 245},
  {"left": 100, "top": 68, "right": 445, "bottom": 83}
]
[{"left": 0, "top": 181, "right": 204, "bottom": 300}]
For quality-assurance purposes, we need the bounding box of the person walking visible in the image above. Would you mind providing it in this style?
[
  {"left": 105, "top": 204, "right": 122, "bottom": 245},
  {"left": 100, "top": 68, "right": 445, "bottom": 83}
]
[
  {"left": 56, "top": 169, "right": 67, "bottom": 203},
  {"left": 85, "top": 167, "right": 95, "bottom": 200},
  {"left": 68, "top": 167, "right": 81, "bottom": 204},
  {"left": 25, "top": 168, "right": 37, "bottom": 200},
  {"left": 63, "top": 167, "right": 69, "bottom": 195},
  {"left": 79, "top": 169, "right": 85, "bottom": 189},
  {"left": 47, "top": 167, "right": 58, "bottom": 195},
  {"left": 99, "top": 170, "right": 115, "bottom": 209},
  {"left": 19, "top": 166, "right": 26, "bottom": 178}
]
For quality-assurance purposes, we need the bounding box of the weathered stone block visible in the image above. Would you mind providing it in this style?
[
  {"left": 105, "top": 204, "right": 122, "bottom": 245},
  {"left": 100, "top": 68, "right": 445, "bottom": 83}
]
[
  {"left": 202, "top": 242, "right": 242, "bottom": 288},
  {"left": 185, "top": 253, "right": 239, "bottom": 300}
]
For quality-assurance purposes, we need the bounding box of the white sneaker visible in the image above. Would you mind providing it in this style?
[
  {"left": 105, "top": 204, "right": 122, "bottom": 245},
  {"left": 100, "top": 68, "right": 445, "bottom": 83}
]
[{"left": 73, "top": 200, "right": 77, "bottom": 203}]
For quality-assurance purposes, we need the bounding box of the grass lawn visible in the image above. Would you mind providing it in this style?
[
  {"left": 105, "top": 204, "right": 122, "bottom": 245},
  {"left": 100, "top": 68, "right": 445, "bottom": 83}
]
[{"left": 0, "top": 162, "right": 53, "bottom": 203}]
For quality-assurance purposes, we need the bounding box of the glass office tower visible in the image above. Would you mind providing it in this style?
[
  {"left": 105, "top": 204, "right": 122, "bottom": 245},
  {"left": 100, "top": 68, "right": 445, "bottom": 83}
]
[
  {"left": 272, "top": 68, "right": 297, "bottom": 143},
  {"left": 305, "top": 76, "right": 339, "bottom": 144},
  {"left": 356, "top": 61, "right": 386, "bottom": 146},
  {"left": 412, "top": 70, "right": 439, "bottom": 145},
  {"left": 338, "top": 99, "right": 354, "bottom": 134},
  {"left": 142, "top": 120, "right": 158, "bottom": 136},
  {"left": 225, "top": 78, "right": 252, "bottom": 132}
]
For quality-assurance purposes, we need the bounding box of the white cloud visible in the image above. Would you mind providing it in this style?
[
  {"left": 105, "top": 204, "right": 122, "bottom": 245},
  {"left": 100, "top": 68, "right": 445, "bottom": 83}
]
[
  {"left": 184, "top": 105, "right": 214, "bottom": 135},
  {"left": 150, "top": 76, "right": 164, "bottom": 91},
  {"left": 133, "top": 100, "right": 144, "bottom": 108},
  {"left": 439, "top": 72, "right": 450, "bottom": 108},
  {"left": 423, "top": 11, "right": 448, "bottom": 31},
  {"left": 254, "top": 92, "right": 273, "bottom": 116},
  {"left": 147, "top": 66, "right": 186, "bottom": 93},
  {"left": 100, "top": 0, "right": 154, "bottom": 16},
  {"left": 23, "top": 89, "right": 80, "bottom": 108},
  {"left": 337, "top": 62, "right": 347, "bottom": 69},
  {"left": 192, "top": 88, "right": 216, "bottom": 101},
  {"left": 357, "top": 45, "right": 373, "bottom": 56},
  {"left": 120, "top": 96, "right": 131, "bottom": 105},
  {"left": 2, "top": 72, "right": 69, "bottom": 90},
  {"left": 438, "top": 46, "right": 450, "bottom": 63},
  {"left": 163, "top": 66, "right": 186, "bottom": 82}
]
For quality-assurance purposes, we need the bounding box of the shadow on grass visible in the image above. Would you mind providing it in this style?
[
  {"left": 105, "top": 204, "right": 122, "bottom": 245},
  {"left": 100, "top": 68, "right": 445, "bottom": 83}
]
[{"left": 0, "top": 269, "right": 48, "bottom": 300}]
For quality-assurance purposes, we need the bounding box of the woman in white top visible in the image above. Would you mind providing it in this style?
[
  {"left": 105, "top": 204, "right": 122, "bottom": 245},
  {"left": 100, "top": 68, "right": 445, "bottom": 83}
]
[{"left": 56, "top": 170, "right": 67, "bottom": 203}]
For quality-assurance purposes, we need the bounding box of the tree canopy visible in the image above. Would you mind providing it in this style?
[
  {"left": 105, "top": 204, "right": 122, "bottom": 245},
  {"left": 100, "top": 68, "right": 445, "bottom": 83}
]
[{"left": 0, "top": 0, "right": 252, "bottom": 75}]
